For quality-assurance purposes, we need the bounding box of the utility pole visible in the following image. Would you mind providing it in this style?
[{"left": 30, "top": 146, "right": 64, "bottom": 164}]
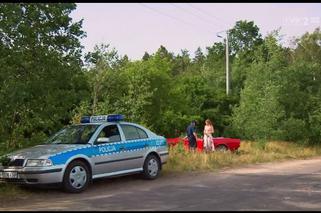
[
  {"left": 225, "top": 31, "right": 230, "bottom": 96},
  {"left": 217, "top": 30, "right": 230, "bottom": 96}
]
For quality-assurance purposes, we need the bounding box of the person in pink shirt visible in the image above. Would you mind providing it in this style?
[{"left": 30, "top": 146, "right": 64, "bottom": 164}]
[{"left": 203, "top": 119, "right": 215, "bottom": 152}]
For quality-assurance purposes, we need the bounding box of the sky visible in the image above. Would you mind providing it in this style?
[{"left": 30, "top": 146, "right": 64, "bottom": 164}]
[{"left": 70, "top": 3, "right": 321, "bottom": 60}]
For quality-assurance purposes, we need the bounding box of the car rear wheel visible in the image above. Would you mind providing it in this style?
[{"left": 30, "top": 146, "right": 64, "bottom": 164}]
[
  {"left": 142, "top": 154, "right": 160, "bottom": 180},
  {"left": 216, "top": 144, "right": 228, "bottom": 152},
  {"left": 62, "top": 160, "right": 90, "bottom": 193}
]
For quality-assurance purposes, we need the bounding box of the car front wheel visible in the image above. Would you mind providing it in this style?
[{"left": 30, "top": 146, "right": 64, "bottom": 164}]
[
  {"left": 142, "top": 154, "right": 161, "bottom": 180},
  {"left": 62, "top": 160, "right": 90, "bottom": 193}
]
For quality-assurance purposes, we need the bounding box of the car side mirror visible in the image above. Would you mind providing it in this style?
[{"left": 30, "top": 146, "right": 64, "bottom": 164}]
[{"left": 97, "top": 137, "right": 110, "bottom": 143}]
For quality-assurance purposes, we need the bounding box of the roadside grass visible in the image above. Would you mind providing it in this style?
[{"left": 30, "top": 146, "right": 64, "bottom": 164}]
[
  {"left": 162, "top": 140, "right": 321, "bottom": 174},
  {"left": 0, "top": 183, "right": 30, "bottom": 199}
]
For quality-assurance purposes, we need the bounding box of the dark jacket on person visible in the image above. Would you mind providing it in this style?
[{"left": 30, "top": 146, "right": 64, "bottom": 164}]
[{"left": 186, "top": 124, "right": 196, "bottom": 141}]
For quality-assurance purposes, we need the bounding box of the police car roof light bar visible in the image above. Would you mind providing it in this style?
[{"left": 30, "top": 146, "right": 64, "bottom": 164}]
[
  {"left": 80, "top": 116, "right": 91, "bottom": 123},
  {"left": 106, "top": 114, "right": 124, "bottom": 122},
  {"left": 80, "top": 114, "right": 124, "bottom": 123}
]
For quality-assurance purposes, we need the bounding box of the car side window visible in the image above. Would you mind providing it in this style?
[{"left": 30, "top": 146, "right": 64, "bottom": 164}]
[
  {"left": 136, "top": 127, "right": 148, "bottom": 139},
  {"left": 121, "top": 125, "right": 148, "bottom": 140},
  {"left": 96, "top": 125, "right": 121, "bottom": 143}
]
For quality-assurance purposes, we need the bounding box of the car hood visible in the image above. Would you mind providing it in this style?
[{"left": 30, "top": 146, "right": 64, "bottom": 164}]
[{"left": 5, "top": 144, "right": 88, "bottom": 159}]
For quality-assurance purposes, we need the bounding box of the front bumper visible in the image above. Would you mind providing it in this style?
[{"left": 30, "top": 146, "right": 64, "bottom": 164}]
[{"left": 0, "top": 166, "right": 64, "bottom": 185}]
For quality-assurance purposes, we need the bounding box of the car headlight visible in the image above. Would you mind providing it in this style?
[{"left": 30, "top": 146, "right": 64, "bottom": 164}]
[{"left": 26, "top": 159, "right": 52, "bottom": 167}]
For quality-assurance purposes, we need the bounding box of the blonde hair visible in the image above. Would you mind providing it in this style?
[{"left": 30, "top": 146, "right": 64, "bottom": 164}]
[{"left": 205, "top": 119, "right": 212, "bottom": 126}]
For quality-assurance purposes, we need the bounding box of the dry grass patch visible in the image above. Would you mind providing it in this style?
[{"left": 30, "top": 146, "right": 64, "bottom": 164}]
[
  {"left": 163, "top": 140, "right": 321, "bottom": 173},
  {"left": 0, "top": 183, "right": 30, "bottom": 199}
]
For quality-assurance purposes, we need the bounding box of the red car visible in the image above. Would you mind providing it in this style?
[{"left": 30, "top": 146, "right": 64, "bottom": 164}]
[{"left": 166, "top": 137, "right": 240, "bottom": 152}]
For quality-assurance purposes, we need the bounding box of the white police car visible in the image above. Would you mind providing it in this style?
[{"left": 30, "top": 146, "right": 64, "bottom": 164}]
[{"left": 0, "top": 115, "right": 168, "bottom": 193}]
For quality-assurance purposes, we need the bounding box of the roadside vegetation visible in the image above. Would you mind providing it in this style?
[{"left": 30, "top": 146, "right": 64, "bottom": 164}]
[
  {"left": 1, "top": 3, "right": 321, "bottom": 196},
  {"left": 1, "top": 4, "right": 321, "bottom": 155},
  {"left": 163, "top": 141, "right": 321, "bottom": 173},
  {"left": 0, "top": 183, "right": 29, "bottom": 199}
]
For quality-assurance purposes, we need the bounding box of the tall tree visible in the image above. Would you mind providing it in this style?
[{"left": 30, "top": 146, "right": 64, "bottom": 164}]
[
  {"left": 193, "top": 47, "right": 205, "bottom": 65},
  {"left": 232, "top": 33, "right": 287, "bottom": 140},
  {"left": 229, "top": 20, "right": 263, "bottom": 56},
  {"left": 0, "top": 3, "right": 86, "bottom": 150},
  {"left": 228, "top": 20, "right": 264, "bottom": 96},
  {"left": 279, "top": 28, "right": 321, "bottom": 143},
  {"left": 142, "top": 52, "right": 150, "bottom": 61}
]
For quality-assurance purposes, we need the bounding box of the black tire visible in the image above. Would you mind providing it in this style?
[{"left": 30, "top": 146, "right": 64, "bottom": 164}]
[
  {"left": 62, "top": 160, "right": 91, "bottom": 193},
  {"left": 142, "top": 154, "right": 161, "bottom": 180},
  {"left": 216, "top": 144, "right": 228, "bottom": 152}
]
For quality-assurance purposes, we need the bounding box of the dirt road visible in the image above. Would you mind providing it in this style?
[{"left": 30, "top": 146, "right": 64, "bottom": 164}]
[{"left": 1, "top": 157, "right": 321, "bottom": 211}]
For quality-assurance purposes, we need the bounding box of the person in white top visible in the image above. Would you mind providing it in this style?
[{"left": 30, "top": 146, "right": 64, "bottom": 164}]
[{"left": 203, "top": 119, "right": 215, "bottom": 152}]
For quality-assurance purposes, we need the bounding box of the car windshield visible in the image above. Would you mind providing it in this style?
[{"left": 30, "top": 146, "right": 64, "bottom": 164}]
[{"left": 45, "top": 125, "right": 99, "bottom": 145}]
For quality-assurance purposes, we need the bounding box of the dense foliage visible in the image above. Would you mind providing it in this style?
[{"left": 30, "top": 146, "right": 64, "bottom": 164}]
[
  {"left": 0, "top": 3, "right": 87, "bottom": 152},
  {"left": 1, "top": 4, "right": 321, "bottom": 154}
]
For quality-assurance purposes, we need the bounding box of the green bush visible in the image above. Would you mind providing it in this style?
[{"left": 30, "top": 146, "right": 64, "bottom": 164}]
[{"left": 279, "top": 117, "right": 307, "bottom": 142}]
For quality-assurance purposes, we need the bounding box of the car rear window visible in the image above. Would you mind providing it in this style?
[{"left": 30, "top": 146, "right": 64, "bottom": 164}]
[
  {"left": 121, "top": 125, "right": 148, "bottom": 140},
  {"left": 136, "top": 127, "right": 148, "bottom": 139}
]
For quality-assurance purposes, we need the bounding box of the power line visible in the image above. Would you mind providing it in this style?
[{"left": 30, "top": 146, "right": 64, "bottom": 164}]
[
  {"left": 170, "top": 3, "right": 225, "bottom": 29},
  {"left": 169, "top": 3, "right": 230, "bottom": 36},
  {"left": 187, "top": 4, "right": 230, "bottom": 27},
  {"left": 139, "top": 3, "right": 218, "bottom": 35}
]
